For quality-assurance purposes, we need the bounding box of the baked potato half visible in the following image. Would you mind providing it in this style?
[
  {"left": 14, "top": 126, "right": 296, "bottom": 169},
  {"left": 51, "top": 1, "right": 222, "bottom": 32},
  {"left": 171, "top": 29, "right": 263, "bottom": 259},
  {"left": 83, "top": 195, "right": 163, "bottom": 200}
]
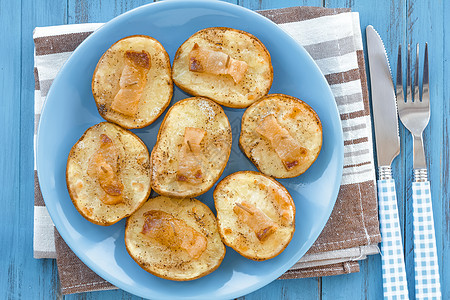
[
  {"left": 125, "top": 196, "right": 226, "bottom": 281},
  {"left": 66, "top": 122, "right": 151, "bottom": 226},
  {"left": 151, "top": 97, "right": 232, "bottom": 198},
  {"left": 92, "top": 35, "right": 173, "bottom": 129},
  {"left": 239, "top": 94, "right": 322, "bottom": 178},
  {"left": 172, "top": 27, "right": 273, "bottom": 108},
  {"left": 214, "top": 171, "right": 295, "bottom": 261}
]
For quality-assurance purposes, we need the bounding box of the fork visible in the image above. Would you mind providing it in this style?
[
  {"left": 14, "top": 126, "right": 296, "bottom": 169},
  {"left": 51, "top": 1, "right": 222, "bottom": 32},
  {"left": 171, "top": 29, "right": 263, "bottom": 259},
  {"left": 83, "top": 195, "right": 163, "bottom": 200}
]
[{"left": 396, "top": 43, "right": 441, "bottom": 300}]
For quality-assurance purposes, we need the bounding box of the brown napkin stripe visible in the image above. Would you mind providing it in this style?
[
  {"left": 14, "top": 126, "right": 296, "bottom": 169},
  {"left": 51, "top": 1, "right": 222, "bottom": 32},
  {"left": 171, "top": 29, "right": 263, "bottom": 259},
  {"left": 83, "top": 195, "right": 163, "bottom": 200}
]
[
  {"left": 34, "top": 171, "right": 45, "bottom": 207},
  {"left": 34, "top": 67, "right": 40, "bottom": 90},
  {"left": 344, "top": 136, "right": 369, "bottom": 146},
  {"left": 35, "top": 31, "right": 93, "bottom": 56},
  {"left": 357, "top": 50, "right": 371, "bottom": 115},
  {"left": 54, "top": 230, "right": 116, "bottom": 294},
  {"left": 308, "top": 180, "right": 380, "bottom": 253},
  {"left": 280, "top": 261, "right": 359, "bottom": 279},
  {"left": 325, "top": 68, "right": 361, "bottom": 86},
  {"left": 258, "top": 6, "right": 350, "bottom": 23}
]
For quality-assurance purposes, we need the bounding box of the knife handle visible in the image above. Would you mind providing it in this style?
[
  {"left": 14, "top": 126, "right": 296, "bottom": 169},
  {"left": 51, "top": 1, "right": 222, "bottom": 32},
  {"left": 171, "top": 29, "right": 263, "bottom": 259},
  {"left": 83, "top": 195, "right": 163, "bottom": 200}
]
[
  {"left": 378, "top": 179, "right": 409, "bottom": 300},
  {"left": 412, "top": 179, "right": 441, "bottom": 300}
]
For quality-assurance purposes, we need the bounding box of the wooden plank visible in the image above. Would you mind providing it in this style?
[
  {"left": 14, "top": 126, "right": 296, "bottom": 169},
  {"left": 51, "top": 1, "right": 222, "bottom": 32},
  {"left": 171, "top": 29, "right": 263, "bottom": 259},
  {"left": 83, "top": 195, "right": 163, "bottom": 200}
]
[
  {"left": 14, "top": 0, "right": 69, "bottom": 299},
  {"left": 321, "top": 0, "right": 406, "bottom": 299},
  {"left": 239, "top": 278, "right": 320, "bottom": 300},
  {"left": 67, "top": 0, "right": 150, "bottom": 23},
  {"left": 404, "top": 0, "right": 445, "bottom": 299},
  {"left": 66, "top": 0, "right": 240, "bottom": 24},
  {"left": 442, "top": 2, "right": 450, "bottom": 299},
  {"left": 8, "top": 1, "right": 444, "bottom": 300},
  {"left": 0, "top": 0, "right": 32, "bottom": 299}
]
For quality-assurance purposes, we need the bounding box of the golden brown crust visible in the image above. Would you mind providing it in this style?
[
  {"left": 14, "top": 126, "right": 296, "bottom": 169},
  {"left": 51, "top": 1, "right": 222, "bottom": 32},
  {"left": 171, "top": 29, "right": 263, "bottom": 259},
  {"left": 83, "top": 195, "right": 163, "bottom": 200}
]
[
  {"left": 66, "top": 122, "right": 151, "bottom": 226},
  {"left": 172, "top": 27, "right": 273, "bottom": 108},
  {"left": 213, "top": 171, "right": 295, "bottom": 261},
  {"left": 151, "top": 97, "right": 232, "bottom": 198},
  {"left": 92, "top": 35, "right": 173, "bottom": 129},
  {"left": 239, "top": 94, "right": 323, "bottom": 178},
  {"left": 124, "top": 196, "right": 226, "bottom": 281}
]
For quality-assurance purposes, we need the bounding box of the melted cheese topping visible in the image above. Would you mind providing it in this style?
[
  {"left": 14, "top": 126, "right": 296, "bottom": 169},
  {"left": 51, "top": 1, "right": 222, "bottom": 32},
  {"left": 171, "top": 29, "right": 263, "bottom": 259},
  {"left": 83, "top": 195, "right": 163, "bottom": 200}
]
[
  {"left": 87, "top": 134, "right": 124, "bottom": 205},
  {"left": 265, "top": 184, "right": 295, "bottom": 226},
  {"left": 176, "top": 127, "right": 206, "bottom": 184},
  {"left": 111, "top": 50, "right": 151, "bottom": 116},
  {"left": 256, "top": 114, "right": 308, "bottom": 171},
  {"left": 189, "top": 43, "right": 248, "bottom": 83},
  {"left": 233, "top": 201, "right": 277, "bottom": 241},
  {"left": 141, "top": 210, "right": 207, "bottom": 259}
]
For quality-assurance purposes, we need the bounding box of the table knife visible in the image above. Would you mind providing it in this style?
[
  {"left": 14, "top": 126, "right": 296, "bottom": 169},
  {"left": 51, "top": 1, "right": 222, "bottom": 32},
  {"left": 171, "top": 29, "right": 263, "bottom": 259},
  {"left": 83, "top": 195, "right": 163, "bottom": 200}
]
[{"left": 366, "top": 25, "right": 409, "bottom": 300}]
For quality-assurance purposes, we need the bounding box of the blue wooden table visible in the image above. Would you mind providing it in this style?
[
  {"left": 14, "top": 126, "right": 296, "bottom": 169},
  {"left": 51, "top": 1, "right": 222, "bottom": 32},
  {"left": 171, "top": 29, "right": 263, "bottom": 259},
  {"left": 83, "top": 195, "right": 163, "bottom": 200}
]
[{"left": 1, "top": 0, "right": 448, "bottom": 299}]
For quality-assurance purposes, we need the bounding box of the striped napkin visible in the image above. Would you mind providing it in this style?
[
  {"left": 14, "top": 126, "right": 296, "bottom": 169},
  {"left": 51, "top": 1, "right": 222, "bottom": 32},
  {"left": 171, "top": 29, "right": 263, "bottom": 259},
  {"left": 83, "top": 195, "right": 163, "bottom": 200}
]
[{"left": 33, "top": 6, "right": 381, "bottom": 295}]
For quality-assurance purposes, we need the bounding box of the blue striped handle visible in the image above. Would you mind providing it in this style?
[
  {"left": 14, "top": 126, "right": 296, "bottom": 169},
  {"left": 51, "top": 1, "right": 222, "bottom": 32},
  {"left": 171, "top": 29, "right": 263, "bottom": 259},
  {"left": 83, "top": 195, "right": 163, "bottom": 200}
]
[
  {"left": 412, "top": 181, "right": 441, "bottom": 300},
  {"left": 378, "top": 179, "right": 409, "bottom": 300}
]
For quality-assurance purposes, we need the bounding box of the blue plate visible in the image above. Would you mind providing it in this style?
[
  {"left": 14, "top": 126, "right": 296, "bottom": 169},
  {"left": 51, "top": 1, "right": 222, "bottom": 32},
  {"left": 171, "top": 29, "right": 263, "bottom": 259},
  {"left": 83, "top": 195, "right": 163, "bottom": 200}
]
[{"left": 37, "top": 1, "right": 343, "bottom": 299}]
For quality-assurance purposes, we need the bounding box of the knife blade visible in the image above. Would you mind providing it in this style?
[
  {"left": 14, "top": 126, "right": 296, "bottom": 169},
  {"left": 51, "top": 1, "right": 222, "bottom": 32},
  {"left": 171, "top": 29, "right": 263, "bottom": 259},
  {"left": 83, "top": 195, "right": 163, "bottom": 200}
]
[
  {"left": 366, "top": 25, "right": 400, "bottom": 168},
  {"left": 366, "top": 25, "right": 409, "bottom": 300}
]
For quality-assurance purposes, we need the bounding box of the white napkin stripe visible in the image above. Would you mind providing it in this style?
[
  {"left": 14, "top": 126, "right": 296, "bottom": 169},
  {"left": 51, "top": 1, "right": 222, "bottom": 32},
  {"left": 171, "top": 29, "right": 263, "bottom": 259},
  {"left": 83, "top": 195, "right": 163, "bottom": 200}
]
[
  {"left": 278, "top": 12, "right": 355, "bottom": 46},
  {"left": 330, "top": 79, "right": 363, "bottom": 98},
  {"left": 315, "top": 52, "right": 359, "bottom": 75},
  {"left": 33, "top": 206, "right": 56, "bottom": 258},
  {"left": 33, "top": 23, "right": 103, "bottom": 39},
  {"left": 337, "top": 99, "right": 365, "bottom": 115},
  {"left": 351, "top": 13, "right": 363, "bottom": 51},
  {"left": 35, "top": 52, "right": 73, "bottom": 81}
]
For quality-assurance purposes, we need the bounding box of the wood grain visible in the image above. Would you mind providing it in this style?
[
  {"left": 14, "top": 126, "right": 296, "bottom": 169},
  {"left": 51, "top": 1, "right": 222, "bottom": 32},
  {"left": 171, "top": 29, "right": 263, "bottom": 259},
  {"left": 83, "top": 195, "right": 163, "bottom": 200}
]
[
  {"left": 0, "top": 0, "right": 21, "bottom": 295},
  {"left": 443, "top": 3, "right": 450, "bottom": 299},
  {"left": 404, "top": 1, "right": 446, "bottom": 299},
  {"left": 1, "top": 0, "right": 448, "bottom": 299},
  {"left": 20, "top": 0, "right": 68, "bottom": 298},
  {"left": 0, "top": 0, "right": 67, "bottom": 299}
]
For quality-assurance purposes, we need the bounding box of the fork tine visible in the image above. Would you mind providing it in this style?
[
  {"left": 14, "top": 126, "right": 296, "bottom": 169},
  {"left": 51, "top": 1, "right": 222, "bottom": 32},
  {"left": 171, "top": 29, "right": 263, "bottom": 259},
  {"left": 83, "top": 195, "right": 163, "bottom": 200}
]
[
  {"left": 422, "top": 43, "right": 429, "bottom": 106},
  {"left": 407, "top": 44, "right": 412, "bottom": 102},
  {"left": 396, "top": 45, "right": 404, "bottom": 103},
  {"left": 414, "top": 44, "right": 420, "bottom": 102}
]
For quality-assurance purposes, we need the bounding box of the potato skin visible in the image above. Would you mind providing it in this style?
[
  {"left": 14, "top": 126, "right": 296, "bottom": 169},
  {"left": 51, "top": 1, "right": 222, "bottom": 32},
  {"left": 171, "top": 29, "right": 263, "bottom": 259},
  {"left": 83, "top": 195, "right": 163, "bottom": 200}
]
[
  {"left": 172, "top": 27, "right": 273, "bottom": 108},
  {"left": 92, "top": 35, "right": 173, "bottom": 129},
  {"left": 239, "top": 94, "right": 323, "bottom": 178},
  {"left": 214, "top": 171, "right": 295, "bottom": 261},
  {"left": 151, "top": 97, "right": 232, "bottom": 198},
  {"left": 124, "top": 196, "right": 226, "bottom": 281},
  {"left": 66, "top": 122, "right": 151, "bottom": 226}
]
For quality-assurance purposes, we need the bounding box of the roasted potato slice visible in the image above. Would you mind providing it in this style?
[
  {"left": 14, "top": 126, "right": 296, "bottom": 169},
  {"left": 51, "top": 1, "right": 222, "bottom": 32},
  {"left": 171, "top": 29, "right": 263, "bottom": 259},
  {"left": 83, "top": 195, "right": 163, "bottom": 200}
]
[
  {"left": 92, "top": 35, "right": 173, "bottom": 129},
  {"left": 125, "top": 196, "right": 226, "bottom": 281},
  {"left": 214, "top": 171, "right": 295, "bottom": 261},
  {"left": 66, "top": 122, "right": 151, "bottom": 225},
  {"left": 172, "top": 27, "right": 273, "bottom": 108},
  {"left": 151, "top": 97, "right": 232, "bottom": 198},
  {"left": 239, "top": 94, "right": 322, "bottom": 178}
]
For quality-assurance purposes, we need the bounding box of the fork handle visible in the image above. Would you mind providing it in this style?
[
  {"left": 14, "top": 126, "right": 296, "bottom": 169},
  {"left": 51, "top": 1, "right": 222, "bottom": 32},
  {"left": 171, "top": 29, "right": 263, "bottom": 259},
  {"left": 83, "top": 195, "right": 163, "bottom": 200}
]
[
  {"left": 412, "top": 179, "right": 441, "bottom": 300},
  {"left": 378, "top": 179, "right": 409, "bottom": 300},
  {"left": 413, "top": 134, "right": 427, "bottom": 170}
]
